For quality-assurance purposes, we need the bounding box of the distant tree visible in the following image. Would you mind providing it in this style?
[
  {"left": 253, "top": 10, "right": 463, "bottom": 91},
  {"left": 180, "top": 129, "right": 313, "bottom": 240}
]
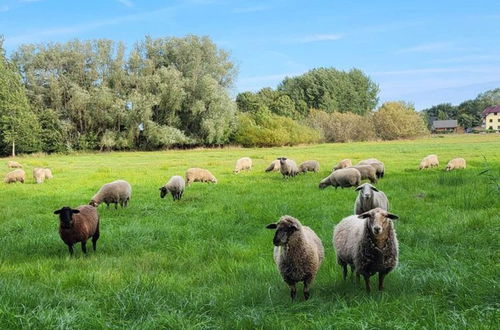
[{"left": 373, "top": 101, "right": 428, "bottom": 140}]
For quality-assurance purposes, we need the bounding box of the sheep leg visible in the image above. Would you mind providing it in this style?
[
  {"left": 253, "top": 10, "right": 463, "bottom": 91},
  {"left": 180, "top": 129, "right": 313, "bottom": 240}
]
[
  {"left": 356, "top": 272, "right": 360, "bottom": 284},
  {"left": 92, "top": 224, "right": 100, "bottom": 252},
  {"left": 81, "top": 241, "right": 87, "bottom": 254},
  {"left": 303, "top": 276, "right": 312, "bottom": 300},
  {"left": 363, "top": 274, "right": 371, "bottom": 293},
  {"left": 341, "top": 263, "right": 348, "bottom": 280},
  {"left": 288, "top": 283, "right": 297, "bottom": 300},
  {"left": 378, "top": 272, "right": 386, "bottom": 291},
  {"left": 115, "top": 202, "right": 118, "bottom": 209},
  {"left": 106, "top": 203, "right": 110, "bottom": 209},
  {"left": 67, "top": 244, "right": 74, "bottom": 256}
]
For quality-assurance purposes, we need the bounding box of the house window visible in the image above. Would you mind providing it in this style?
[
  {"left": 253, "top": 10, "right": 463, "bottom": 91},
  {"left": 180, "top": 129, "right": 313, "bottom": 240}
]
[
  {"left": 490, "top": 119, "right": 493, "bottom": 122},
  {"left": 498, "top": 119, "right": 500, "bottom": 122},
  {"left": 495, "top": 112, "right": 498, "bottom": 115},
  {"left": 489, "top": 126, "right": 493, "bottom": 130}
]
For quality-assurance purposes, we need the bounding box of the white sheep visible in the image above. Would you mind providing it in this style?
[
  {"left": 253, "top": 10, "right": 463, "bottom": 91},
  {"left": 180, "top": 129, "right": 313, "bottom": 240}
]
[
  {"left": 348, "top": 165, "right": 377, "bottom": 183},
  {"left": 299, "top": 160, "right": 320, "bottom": 173},
  {"left": 160, "top": 175, "right": 185, "bottom": 201},
  {"left": 89, "top": 180, "right": 132, "bottom": 209},
  {"left": 419, "top": 155, "right": 439, "bottom": 170},
  {"left": 358, "top": 159, "right": 385, "bottom": 178},
  {"left": 445, "top": 158, "right": 466, "bottom": 171},
  {"left": 234, "top": 157, "right": 252, "bottom": 174},
  {"left": 265, "top": 159, "right": 281, "bottom": 172},
  {"left": 319, "top": 168, "right": 361, "bottom": 189},
  {"left": 4, "top": 169, "right": 25, "bottom": 184},
  {"left": 33, "top": 168, "right": 46, "bottom": 184},
  {"left": 7, "top": 161, "right": 23, "bottom": 168},
  {"left": 185, "top": 168, "right": 217, "bottom": 184},
  {"left": 278, "top": 157, "right": 299, "bottom": 178},
  {"left": 354, "top": 183, "right": 389, "bottom": 214},
  {"left": 333, "top": 159, "right": 353, "bottom": 171}
]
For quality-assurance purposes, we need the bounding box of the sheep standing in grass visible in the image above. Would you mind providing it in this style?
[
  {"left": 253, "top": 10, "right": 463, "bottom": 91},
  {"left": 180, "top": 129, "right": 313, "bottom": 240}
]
[
  {"left": 43, "top": 168, "right": 53, "bottom": 179},
  {"left": 185, "top": 168, "right": 217, "bottom": 184},
  {"left": 33, "top": 168, "right": 46, "bottom": 184},
  {"left": 319, "top": 168, "right": 361, "bottom": 189},
  {"left": 54, "top": 205, "right": 100, "bottom": 256},
  {"left": 4, "top": 169, "right": 25, "bottom": 184},
  {"left": 160, "top": 175, "right": 185, "bottom": 201},
  {"left": 419, "top": 155, "right": 439, "bottom": 169},
  {"left": 266, "top": 215, "right": 324, "bottom": 300},
  {"left": 348, "top": 165, "right": 377, "bottom": 184},
  {"left": 278, "top": 157, "right": 299, "bottom": 178},
  {"left": 354, "top": 183, "right": 389, "bottom": 214},
  {"left": 333, "top": 208, "right": 399, "bottom": 292},
  {"left": 234, "top": 157, "right": 252, "bottom": 174},
  {"left": 7, "top": 161, "right": 22, "bottom": 168},
  {"left": 358, "top": 159, "right": 385, "bottom": 178},
  {"left": 445, "top": 158, "right": 466, "bottom": 171},
  {"left": 89, "top": 180, "right": 132, "bottom": 208},
  {"left": 265, "top": 160, "right": 281, "bottom": 172},
  {"left": 333, "top": 159, "right": 352, "bottom": 171},
  {"left": 299, "top": 160, "right": 320, "bottom": 173}
]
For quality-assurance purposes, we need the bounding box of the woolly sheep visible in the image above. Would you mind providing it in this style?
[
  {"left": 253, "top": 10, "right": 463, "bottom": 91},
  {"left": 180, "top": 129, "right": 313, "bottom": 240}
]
[
  {"left": 278, "top": 157, "right": 299, "bottom": 178},
  {"left": 319, "top": 168, "right": 361, "bottom": 189},
  {"left": 4, "top": 169, "right": 25, "bottom": 184},
  {"left": 234, "top": 157, "right": 252, "bottom": 174},
  {"left": 333, "top": 208, "right": 399, "bottom": 292},
  {"left": 358, "top": 159, "right": 385, "bottom": 178},
  {"left": 445, "top": 158, "right": 466, "bottom": 171},
  {"left": 54, "top": 205, "right": 100, "bottom": 255},
  {"left": 347, "top": 165, "right": 377, "bottom": 184},
  {"left": 419, "top": 154, "right": 439, "bottom": 170},
  {"left": 7, "top": 161, "right": 22, "bottom": 168},
  {"left": 354, "top": 183, "right": 389, "bottom": 215},
  {"left": 333, "top": 159, "right": 352, "bottom": 171},
  {"left": 89, "top": 180, "right": 132, "bottom": 209},
  {"left": 299, "top": 160, "right": 320, "bottom": 173},
  {"left": 266, "top": 215, "right": 324, "bottom": 300},
  {"left": 160, "top": 175, "right": 185, "bottom": 201},
  {"left": 265, "top": 159, "right": 281, "bottom": 172},
  {"left": 33, "top": 168, "right": 46, "bottom": 184},
  {"left": 185, "top": 168, "right": 217, "bottom": 184},
  {"left": 44, "top": 168, "right": 53, "bottom": 179}
]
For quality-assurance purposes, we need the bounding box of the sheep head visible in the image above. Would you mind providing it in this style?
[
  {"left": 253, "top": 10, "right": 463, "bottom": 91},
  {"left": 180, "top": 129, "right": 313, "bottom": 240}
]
[
  {"left": 266, "top": 215, "right": 301, "bottom": 246},
  {"left": 54, "top": 207, "right": 80, "bottom": 229},
  {"left": 355, "top": 183, "right": 379, "bottom": 200},
  {"left": 359, "top": 208, "right": 398, "bottom": 237},
  {"left": 159, "top": 187, "right": 168, "bottom": 198}
]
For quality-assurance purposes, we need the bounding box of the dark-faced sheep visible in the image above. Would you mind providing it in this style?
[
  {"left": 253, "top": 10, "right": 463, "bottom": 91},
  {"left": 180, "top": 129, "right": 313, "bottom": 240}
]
[
  {"left": 160, "top": 175, "right": 185, "bottom": 201},
  {"left": 266, "top": 215, "right": 324, "bottom": 300},
  {"left": 89, "top": 180, "right": 132, "bottom": 209}
]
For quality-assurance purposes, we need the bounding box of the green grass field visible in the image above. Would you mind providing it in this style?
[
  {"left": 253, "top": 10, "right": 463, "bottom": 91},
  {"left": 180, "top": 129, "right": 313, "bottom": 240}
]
[{"left": 1, "top": 134, "right": 499, "bottom": 329}]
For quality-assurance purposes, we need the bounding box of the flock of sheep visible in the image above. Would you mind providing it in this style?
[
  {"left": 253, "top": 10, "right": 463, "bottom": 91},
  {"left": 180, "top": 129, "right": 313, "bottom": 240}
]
[{"left": 3, "top": 153, "right": 466, "bottom": 300}]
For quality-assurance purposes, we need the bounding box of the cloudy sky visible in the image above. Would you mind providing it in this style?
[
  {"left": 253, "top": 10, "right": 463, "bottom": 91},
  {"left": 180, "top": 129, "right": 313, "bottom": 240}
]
[{"left": 1, "top": 0, "right": 499, "bottom": 109}]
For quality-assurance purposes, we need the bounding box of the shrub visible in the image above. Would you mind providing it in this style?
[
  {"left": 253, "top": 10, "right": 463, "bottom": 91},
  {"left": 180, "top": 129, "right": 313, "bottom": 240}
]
[{"left": 373, "top": 102, "right": 429, "bottom": 140}]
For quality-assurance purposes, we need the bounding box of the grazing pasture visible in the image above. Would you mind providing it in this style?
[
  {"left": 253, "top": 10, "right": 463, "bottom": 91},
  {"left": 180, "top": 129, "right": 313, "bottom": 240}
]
[{"left": 0, "top": 134, "right": 498, "bottom": 328}]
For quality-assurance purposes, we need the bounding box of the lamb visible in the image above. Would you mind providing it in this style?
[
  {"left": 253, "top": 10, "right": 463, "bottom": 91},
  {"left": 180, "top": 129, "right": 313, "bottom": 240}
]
[
  {"left": 185, "top": 168, "right": 217, "bottom": 184},
  {"left": 54, "top": 205, "right": 100, "bottom": 256},
  {"left": 354, "top": 183, "right": 389, "bottom": 215},
  {"left": 89, "top": 180, "right": 132, "bottom": 209},
  {"left": 333, "top": 208, "right": 399, "bottom": 292},
  {"left": 160, "top": 175, "right": 185, "bottom": 201},
  {"left": 358, "top": 159, "right": 385, "bottom": 178},
  {"left": 266, "top": 215, "right": 324, "bottom": 300},
  {"left": 299, "top": 160, "right": 320, "bottom": 173},
  {"left": 265, "top": 159, "right": 281, "bottom": 172},
  {"left": 7, "top": 161, "right": 23, "bottom": 168},
  {"left": 332, "top": 159, "right": 352, "bottom": 171},
  {"left": 319, "top": 168, "right": 361, "bottom": 189},
  {"left": 445, "top": 158, "right": 466, "bottom": 171},
  {"left": 4, "top": 169, "right": 25, "bottom": 184},
  {"left": 347, "top": 165, "right": 377, "bottom": 184},
  {"left": 278, "top": 157, "right": 299, "bottom": 178},
  {"left": 33, "top": 168, "right": 46, "bottom": 184},
  {"left": 234, "top": 157, "right": 252, "bottom": 174},
  {"left": 419, "top": 154, "right": 439, "bottom": 170}
]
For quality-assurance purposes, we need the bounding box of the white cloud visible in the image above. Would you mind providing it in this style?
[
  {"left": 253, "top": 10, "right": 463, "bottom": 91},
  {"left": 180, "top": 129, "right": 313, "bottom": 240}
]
[
  {"left": 397, "top": 42, "right": 454, "bottom": 53},
  {"left": 296, "top": 34, "right": 343, "bottom": 43},
  {"left": 116, "top": 0, "right": 133, "bottom": 7}
]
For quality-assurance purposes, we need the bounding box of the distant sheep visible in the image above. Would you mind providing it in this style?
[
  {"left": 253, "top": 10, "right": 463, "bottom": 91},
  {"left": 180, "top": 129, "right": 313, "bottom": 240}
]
[
  {"left": 333, "top": 159, "right": 352, "bottom": 171},
  {"left": 33, "top": 168, "right": 46, "bottom": 184},
  {"left": 354, "top": 183, "right": 389, "bottom": 215},
  {"left": 319, "top": 168, "right": 361, "bottom": 189},
  {"left": 419, "top": 154, "right": 439, "bottom": 170},
  {"left": 278, "top": 157, "right": 299, "bottom": 178},
  {"left": 89, "top": 180, "right": 132, "bottom": 208},
  {"left": 7, "top": 161, "right": 22, "bottom": 168},
  {"left": 185, "top": 168, "right": 217, "bottom": 184},
  {"left": 446, "top": 158, "right": 466, "bottom": 171},
  {"left": 348, "top": 165, "right": 377, "bottom": 184},
  {"left": 54, "top": 205, "right": 100, "bottom": 256},
  {"left": 265, "top": 160, "right": 281, "bottom": 172},
  {"left": 4, "top": 169, "right": 25, "bottom": 184},
  {"left": 299, "top": 160, "right": 320, "bottom": 173},
  {"left": 234, "top": 157, "right": 252, "bottom": 174},
  {"left": 266, "top": 215, "right": 324, "bottom": 300},
  {"left": 43, "top": 168, "right": 53, "bottom": 179},
  {"left": 160, "top": 175, "right": 185, "bottom": 201},
  {"left": 333, "top": 208, "right": 399, "bottom": 292},
  {"left": 358, "top": 159, "right": 385, "bottom": 178}
]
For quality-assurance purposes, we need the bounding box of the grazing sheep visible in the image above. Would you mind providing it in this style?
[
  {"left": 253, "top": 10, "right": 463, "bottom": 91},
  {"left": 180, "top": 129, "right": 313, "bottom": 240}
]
[
  {"left": 7, "top": 161, "right": 22, "bottom": 168},
  {"left": 299, "top": 160, "right": 320, "bottom": 173},
  {"left": 333, "top": 159, "right": 352, "bottom": 171},
  {"left": 333, "top": 208, "right": 399, "bottom": 292},
  {"left": 43, "top": 168, "right": 53, "bottom": 179},
  {"left": 54, "top": 205, "right": 100, "bottom": 256},
  {"left": 4, "top": 169, "right": 25, "bottom": 184},
  {"left": 347, "top": 165, "right": 377, "bottom": 184},
  {"left": 266, "top": 215, "right": 324, "bottom": 300},
  {"left": 354, "top": 183, "right": 389, "bottom": 215},
  {"left": 160, "top": 175, "right": 185, "bottom": 201},
  {"left": 358, "top": 159, "right": 385, "bottom": 178},
  {"left": 33, "top": 168, "right": 46, "bottom": 184},
  {"left": 185, "top": 168, "right": 217, "bottom": 184},
  {"left": 89, "top": 180, "right": 132, "bottom": 209},
  {"left": 419, "top": 154, "right": 439, "bottom": 170},
  {"left": 278, "top": 157, "right": 299, "bottom": 178},
  {"left": 234, "top": 157, "right": 252, "bottom": 174},
  {"left": 319, "top": 168, "right": 361, "bottom": 189},
  {"left": 265, "top": 159, "right": 281, "bottom": 172},
  {"left": 446, "top": 158, "right": 466, "bottom": 171}
]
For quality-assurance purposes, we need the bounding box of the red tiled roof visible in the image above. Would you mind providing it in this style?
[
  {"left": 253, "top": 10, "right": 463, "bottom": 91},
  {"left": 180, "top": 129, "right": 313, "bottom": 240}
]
[{"left": 481, "top": 105, "right": 500, "bottom": 117}]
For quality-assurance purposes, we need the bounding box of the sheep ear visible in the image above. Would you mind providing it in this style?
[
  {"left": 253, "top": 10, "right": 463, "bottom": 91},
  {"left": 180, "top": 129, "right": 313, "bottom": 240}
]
[
  {"left": 53, "top": 209, "right": 62, "bottom": 215},
  {"left": 387, "top": 213, "right": 399, "bottom": 220},
  {"left": 72, "top": 209, "right": 80, "bottom": 214},
  {"left": 359, "top": 212, "right": 371, "bottom": 219},
  {"left": 371, "top": 186, "right": 379, "bottom": 192},
  {"left": 355, "top": 185, "right": 363, "bottom": 191},
  {"left": 266, "top": 223, "right": 277, "bottom": 229}
]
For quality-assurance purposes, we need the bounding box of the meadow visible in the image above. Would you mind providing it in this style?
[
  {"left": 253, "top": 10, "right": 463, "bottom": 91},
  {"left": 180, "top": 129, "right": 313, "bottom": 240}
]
[{"left": 0, "top": 134, "right": 499, "bottom": 329}]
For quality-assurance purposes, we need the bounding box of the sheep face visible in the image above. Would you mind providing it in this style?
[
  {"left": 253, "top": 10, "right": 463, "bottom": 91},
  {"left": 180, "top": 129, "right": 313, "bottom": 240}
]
[
  {"left": 159, "top": 187, "right": 168, "bottom": 198},
  {"left": 278, "top": 157, "right": 287, "bottom": 166},
  {"left": 266, "top": 218, "right": 299, "bottom": 246},
  {"left": 359, "top": 208, "right": 398, "bottom": 237},
  {"left": 355, "top": 183, "right": 378, "bottom": 201},
  {"left": 54, "top": 207, "right": 80, "bottom": 229},
  {"left": 89, "top": 200, "right": 99, "bottom": 207}
]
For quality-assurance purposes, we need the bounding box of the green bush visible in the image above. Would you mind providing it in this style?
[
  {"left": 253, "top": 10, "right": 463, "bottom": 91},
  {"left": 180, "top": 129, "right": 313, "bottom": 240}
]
[{"left": 373, "top": 102, "right": 429, "bottom": 140}]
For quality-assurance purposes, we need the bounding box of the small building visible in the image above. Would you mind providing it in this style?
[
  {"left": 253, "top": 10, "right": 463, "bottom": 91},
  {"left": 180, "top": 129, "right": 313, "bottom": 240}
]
[
  {"left": 481, "top": 105, "right": 500, "bottom": 131},
  {"left": 431, "top": 119, "right": 459, "bottom": 133}
]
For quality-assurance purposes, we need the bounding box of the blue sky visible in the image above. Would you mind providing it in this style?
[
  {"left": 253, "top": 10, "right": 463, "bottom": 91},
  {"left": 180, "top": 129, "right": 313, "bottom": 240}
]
[{"left": 1, "top": 0, "right": 499, "bottom": 109}]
